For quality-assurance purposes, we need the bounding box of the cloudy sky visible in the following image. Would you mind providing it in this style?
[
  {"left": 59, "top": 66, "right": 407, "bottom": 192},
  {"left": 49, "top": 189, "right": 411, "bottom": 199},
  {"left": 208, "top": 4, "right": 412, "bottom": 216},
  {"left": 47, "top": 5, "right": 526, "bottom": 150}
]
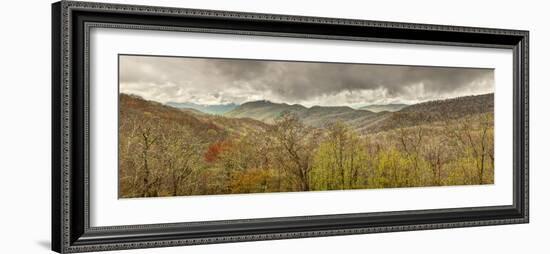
[{"left": 119, "top": 55, "right": 494, "bottom": 107}]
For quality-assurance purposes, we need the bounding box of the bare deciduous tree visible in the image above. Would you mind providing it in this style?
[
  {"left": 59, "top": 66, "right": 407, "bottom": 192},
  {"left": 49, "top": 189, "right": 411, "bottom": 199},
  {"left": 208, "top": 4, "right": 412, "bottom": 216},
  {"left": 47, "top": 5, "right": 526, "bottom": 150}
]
[{"left": 269, "top": 113, "right": 320, "bottom": 191}]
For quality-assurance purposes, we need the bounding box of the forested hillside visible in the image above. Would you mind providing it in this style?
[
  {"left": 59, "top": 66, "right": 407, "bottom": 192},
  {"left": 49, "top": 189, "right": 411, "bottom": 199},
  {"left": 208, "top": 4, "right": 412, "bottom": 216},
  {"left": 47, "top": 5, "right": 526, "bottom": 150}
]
[
  {"left": 223, "top": 93, "right": 493, "bottom": 134},
  {"left": 364, "top": 93, "right": 494, "bottom": 133},
  {"left": 119, "top": 93, "right": 494, "bottom": 198},
  {"left": 224, "top": 100, "right": 385, "bottom": 130}
]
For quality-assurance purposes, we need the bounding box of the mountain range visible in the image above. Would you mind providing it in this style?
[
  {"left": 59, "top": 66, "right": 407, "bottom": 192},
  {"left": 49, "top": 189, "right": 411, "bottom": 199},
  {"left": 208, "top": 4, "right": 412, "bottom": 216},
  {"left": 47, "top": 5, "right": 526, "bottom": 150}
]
[
  {"left": 166, "top": 102, "right": 238, "bottom": 115},
  {"left": 227, "top": 94, "right": 492, "bottom": 131},
  {"left": 121, "top": 94, "right": 268, "bottom": 140},
  {"left": 159, "top": 93, "right": 493, "bottom": 134},
  {"left": 224, "top": 100, "right": 382, "bottom": 130}
]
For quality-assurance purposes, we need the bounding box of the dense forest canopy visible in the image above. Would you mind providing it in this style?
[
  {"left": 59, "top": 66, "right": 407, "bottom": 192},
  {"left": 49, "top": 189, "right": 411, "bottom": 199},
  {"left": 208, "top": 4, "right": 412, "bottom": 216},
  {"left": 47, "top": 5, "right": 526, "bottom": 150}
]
[{"left": 119, "top": 93, "right": 494, "bottom": 198}]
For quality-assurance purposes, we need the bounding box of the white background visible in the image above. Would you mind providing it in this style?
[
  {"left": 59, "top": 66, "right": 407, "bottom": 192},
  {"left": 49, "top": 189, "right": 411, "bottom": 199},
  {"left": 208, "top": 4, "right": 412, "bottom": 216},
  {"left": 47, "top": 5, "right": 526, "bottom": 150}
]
[
  {"left": 91, "top": 28, "right": 513, "bottom": 226},
  {"left": 0, "top": 0, "right": 547, "bottom": 253}
]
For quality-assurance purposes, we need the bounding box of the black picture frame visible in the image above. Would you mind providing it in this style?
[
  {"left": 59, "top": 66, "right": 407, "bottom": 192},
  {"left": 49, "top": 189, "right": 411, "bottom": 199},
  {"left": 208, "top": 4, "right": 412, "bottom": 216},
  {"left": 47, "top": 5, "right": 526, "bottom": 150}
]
[{"left": 51, "top": 1, "right": 529, "bottom": 253}]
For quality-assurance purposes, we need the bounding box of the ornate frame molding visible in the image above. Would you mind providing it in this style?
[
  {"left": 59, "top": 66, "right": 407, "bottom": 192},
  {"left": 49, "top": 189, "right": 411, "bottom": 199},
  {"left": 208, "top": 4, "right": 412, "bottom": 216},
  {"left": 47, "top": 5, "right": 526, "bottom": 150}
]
[{"left": 52, "top": 1, "right": 529, "bottom": 253}]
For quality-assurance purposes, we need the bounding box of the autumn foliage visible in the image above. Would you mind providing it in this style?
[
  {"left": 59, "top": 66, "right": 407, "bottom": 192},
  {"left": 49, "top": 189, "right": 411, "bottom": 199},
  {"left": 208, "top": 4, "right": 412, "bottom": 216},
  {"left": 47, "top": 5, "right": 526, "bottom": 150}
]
[
  {"left": 204, "top": 140, "right": 232, "bottom": 163},
  {"left": 118, "top": 93, "right": 494, "bottom": 198}
]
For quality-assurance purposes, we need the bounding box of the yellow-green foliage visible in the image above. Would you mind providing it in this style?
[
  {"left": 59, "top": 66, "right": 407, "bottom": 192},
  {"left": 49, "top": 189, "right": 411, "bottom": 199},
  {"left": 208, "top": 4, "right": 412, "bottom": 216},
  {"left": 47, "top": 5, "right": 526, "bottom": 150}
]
[
  {"left": 119, "top": 94, "right": 495, "bottom": 198},
  {"left": 311, "top": 122, "right": 369, "bottom": 190}
]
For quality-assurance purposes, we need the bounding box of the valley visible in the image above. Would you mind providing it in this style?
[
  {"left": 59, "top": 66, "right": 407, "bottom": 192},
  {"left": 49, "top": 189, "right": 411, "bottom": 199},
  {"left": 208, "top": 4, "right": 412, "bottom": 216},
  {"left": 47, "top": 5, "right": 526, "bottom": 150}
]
[{"left": 119, "top": 93, "right": 494, "bottom": 198}]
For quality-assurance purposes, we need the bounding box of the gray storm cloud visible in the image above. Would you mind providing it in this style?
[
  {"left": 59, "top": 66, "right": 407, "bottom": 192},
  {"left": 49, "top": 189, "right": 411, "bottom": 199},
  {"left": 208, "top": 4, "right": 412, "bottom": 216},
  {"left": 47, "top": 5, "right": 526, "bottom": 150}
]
[{"left": 119, "top": 55, "right": 494, "bottom": 107}]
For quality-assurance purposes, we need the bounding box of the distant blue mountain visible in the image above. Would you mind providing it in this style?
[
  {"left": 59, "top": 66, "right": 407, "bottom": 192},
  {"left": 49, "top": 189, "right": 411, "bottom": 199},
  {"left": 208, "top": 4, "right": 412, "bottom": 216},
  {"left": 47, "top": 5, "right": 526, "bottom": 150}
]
[{"left": 166, "top": 102, "right": 239, "bottom": 115}]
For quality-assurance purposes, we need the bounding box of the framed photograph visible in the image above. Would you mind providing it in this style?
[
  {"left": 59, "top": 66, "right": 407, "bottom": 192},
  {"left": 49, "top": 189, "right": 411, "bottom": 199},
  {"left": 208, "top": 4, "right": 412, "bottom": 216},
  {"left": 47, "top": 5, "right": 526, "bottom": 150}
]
[{"left": 52, "top": 1, "right": 529, "bottom": 253}]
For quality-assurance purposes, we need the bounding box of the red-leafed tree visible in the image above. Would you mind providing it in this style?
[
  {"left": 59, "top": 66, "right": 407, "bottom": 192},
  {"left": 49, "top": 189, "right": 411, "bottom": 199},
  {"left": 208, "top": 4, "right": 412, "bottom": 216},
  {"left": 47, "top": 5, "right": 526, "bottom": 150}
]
[{"left": 204, "top": 140, "right": 231, "bottom": 163}]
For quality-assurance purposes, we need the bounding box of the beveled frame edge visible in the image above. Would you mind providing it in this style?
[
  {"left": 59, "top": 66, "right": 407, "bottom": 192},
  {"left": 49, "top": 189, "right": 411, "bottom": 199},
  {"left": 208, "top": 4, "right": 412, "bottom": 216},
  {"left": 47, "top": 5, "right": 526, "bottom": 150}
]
[{"left": 52, "top": 1, "right": 529, "bottom": 253}]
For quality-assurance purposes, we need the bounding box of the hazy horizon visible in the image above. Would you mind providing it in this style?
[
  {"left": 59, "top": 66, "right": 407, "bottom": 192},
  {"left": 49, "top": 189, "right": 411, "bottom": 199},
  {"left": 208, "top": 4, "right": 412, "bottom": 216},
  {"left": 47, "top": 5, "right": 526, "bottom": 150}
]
[
  {"left": 122, "top": 92, "right": 494, "bottom": 110},
  {"left": 119, "top": 55, "right": 494, "bottom": 107}
]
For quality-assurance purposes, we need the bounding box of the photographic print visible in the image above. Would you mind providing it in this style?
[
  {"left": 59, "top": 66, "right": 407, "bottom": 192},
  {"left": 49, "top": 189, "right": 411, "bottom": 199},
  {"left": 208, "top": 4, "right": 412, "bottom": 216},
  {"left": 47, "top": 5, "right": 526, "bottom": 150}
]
[{"left": 118, "top": 55, "right": 494, "bottom": 198}]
